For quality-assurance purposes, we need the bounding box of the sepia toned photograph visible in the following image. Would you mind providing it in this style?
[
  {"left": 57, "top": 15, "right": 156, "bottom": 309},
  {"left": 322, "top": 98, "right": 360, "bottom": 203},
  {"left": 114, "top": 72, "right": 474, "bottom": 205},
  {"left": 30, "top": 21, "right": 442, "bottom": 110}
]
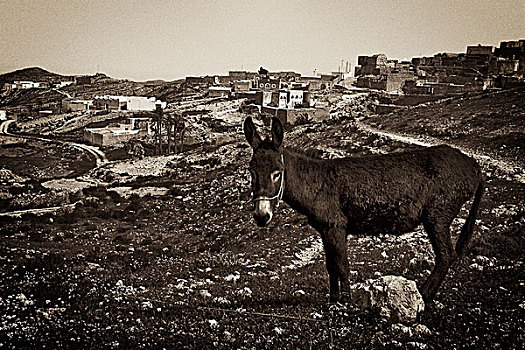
[{"left": 0, "top": 0, "right": 523, "bottom": 348}]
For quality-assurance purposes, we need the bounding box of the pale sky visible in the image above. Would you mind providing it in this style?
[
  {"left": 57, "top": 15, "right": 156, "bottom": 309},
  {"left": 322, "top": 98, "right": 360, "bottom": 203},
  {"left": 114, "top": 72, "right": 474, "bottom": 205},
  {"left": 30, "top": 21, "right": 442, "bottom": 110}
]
[{"left": 1, "top": 0, "right": 524, "bottom": 81}]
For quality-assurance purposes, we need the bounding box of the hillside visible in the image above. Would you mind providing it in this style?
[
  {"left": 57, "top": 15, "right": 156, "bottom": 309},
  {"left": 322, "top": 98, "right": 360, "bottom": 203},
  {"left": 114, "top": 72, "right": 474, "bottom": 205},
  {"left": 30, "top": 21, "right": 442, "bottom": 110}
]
[
  {"left": 0, "top": 67, "right": 187, "bottom": 110},
  {"left": 0, "top": 90, "right": 523, "bottom": 348},
  {"left": 365, "top": 87, "right": 525, "bottom": 169},
  {"left": 0, "top": 67, "right": 71, "bottom": 85},
  {"left": 62, "top": 78, "right": 186, "bottom": 103}
]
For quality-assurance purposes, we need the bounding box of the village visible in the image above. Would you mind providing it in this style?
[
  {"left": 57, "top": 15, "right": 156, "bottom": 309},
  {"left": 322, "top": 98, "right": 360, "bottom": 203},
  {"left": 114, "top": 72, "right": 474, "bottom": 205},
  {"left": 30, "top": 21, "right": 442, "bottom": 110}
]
[{"left": 1, "top": 39, "right": 524, "bottom": 151}]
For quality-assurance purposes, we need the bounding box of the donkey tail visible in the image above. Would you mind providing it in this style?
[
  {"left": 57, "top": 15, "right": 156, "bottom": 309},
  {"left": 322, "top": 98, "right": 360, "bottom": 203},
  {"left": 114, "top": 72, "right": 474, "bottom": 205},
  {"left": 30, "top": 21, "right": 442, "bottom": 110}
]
[{"left": 456, "top": 181, "right": 484, "bottom": 257}]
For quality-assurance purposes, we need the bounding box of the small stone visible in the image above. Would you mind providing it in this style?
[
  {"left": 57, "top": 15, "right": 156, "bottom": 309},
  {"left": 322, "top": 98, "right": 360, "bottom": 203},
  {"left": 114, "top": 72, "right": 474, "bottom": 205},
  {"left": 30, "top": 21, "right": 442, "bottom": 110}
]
[
  {"left": 199, "top": 289, "right": 212, "bottom": 298},
  {"left": 238, "top": 287, "right": 252, "bottom": 297},
  {"left": 274, "top": 327, "right": 284, "bottom": 335}
]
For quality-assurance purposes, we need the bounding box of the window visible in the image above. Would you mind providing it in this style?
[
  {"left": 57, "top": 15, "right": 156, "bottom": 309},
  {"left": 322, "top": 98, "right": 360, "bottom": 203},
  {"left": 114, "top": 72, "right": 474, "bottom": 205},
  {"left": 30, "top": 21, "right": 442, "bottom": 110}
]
[{"left": 271, "top": 84, "right": 276, "bottom": 88}]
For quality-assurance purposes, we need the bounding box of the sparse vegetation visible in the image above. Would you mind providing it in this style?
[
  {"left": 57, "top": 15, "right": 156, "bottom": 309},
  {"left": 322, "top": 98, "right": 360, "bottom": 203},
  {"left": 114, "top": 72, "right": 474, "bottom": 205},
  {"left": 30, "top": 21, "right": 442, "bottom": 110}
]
[{"left": 0, "top": 81, "right": 523, "bottom": 348}]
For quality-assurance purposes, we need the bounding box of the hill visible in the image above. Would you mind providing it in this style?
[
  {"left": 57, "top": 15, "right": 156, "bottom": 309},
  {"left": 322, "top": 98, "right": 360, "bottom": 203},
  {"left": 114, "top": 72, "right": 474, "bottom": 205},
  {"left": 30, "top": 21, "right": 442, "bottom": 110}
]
[
  {"left": 0, "top": 67, "right": 72, "bottom": 85},
  {"left": 366, "top": 87, "right": 525, "bottom": 168},
  {"left": 0, "top": 67, "right": 187, "bottom": 110}
]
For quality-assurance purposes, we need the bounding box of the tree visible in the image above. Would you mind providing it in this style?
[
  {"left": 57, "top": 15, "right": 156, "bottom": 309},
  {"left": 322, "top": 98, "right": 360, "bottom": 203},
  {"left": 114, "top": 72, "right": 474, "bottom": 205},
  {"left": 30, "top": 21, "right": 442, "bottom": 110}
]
[
  {"left": 258, "top": 67, "right": 268, "bottom": 76},
  {"left": 154, "top": 105, "right": 163, "bottom": 155}
]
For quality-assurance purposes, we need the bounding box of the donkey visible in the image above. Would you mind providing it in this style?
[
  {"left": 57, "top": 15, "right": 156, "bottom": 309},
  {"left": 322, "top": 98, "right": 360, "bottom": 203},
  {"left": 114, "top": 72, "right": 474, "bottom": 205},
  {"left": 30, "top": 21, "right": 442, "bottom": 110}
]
[{"left": 243, "top": 116, "right": 484, "bottom": 302}]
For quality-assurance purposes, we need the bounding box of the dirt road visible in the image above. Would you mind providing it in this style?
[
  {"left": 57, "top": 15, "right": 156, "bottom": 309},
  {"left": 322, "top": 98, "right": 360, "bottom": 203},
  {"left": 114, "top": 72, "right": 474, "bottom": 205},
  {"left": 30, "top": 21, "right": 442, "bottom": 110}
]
[
  {"left": 0, "top": 119, "right": 108, "bottom": 166},
  {"left": 356, "top": 119, "right": 525, "bottom": 183},
  {"left": 0, "top": 119, "right": 14, "bottom": 134}
]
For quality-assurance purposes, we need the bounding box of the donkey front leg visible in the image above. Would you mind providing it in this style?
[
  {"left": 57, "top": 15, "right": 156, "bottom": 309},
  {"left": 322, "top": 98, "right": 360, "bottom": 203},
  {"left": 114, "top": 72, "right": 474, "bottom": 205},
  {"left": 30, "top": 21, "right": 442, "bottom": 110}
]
[{"left": 321, "top": 228, "right": 350, "bottom": 302}]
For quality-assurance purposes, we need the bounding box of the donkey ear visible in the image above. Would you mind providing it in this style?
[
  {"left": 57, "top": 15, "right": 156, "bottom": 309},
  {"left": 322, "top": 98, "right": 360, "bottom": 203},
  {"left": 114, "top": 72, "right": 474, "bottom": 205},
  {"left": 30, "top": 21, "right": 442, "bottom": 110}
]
[
  {"left": 271, "top": 117, "right": 284, "bottom": 149},
  {"left": 243, "top": 117, "right": 262, "bottom": 149}
]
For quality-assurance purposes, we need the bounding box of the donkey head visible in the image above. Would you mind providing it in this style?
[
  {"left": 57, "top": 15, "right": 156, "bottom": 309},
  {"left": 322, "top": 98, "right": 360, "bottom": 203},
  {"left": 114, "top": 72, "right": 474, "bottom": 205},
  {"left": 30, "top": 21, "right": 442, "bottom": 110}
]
[{"left": 243, "top": 117, "right": 285, "bottom": 227}]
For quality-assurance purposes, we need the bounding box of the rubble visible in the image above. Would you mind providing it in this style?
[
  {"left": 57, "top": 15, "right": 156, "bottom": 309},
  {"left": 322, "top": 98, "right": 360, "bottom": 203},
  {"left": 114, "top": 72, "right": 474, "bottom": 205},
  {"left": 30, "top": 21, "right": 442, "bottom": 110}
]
[
  {"left": 0, "top": 168, "right": 29, "bottom": 183},
  {"left": 109, "top": 186, "right": 169, "bottom": 199}
]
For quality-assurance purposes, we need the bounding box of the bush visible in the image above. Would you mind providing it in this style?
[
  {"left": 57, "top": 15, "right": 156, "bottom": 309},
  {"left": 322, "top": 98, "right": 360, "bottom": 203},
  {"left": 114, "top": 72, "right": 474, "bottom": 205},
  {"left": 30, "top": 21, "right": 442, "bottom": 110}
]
[{"left": 294, "top": 113, "right": 312, "bottom": 126}]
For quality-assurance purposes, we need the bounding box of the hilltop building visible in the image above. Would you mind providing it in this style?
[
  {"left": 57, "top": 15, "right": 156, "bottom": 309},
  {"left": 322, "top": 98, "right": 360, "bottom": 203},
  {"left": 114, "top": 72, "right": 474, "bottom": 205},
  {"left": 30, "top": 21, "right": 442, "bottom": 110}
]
[
  {"left": 255, "top": 76, "right": 281, "bottom": 90},
  {"left": 233, "top": 80, "right": 252, "bottom": 92},
  {"left": 353, "top": 40, "right": 524, "bottom": 94},
  {"left": 495, "top": 40, "right": 525, "bottom": 60},
  {"left": 494, "top": 39, "right": 525, "bottom": 76},
  {"left": 354, "top": 54, "right": 397, "bottom": 76},
  {"left": 3, "top": 81, "right": 44, "bottom": 90},
  {"left": 354, "top": 54, "right": 415, "bottom": 92},
  {"left": 228, "top": 71, "right": 256, "bottom": 80},
  {"left": 208, "top": 86, "right": 232, "bottom": 98}
]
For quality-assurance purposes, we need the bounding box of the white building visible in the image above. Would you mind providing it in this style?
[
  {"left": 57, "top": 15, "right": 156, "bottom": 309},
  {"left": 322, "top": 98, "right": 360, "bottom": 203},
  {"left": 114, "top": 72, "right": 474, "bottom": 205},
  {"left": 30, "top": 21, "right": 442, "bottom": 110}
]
[
  {"left": 83, "top": 117, "right": 151, "bottom": 146},
  {"left": 93, "top": 95, "right": 166, "bottom": 111},
  {"left": 62, "top": 99, "right": 93, "bottom": 112},
  {"left": 208, "top": 86, "right": 232, "bottom": 98},
  {"left": 56, "top": 81, "right": 74, "bottom": 88},
  {"left": 126, "top": 96, "right": 166, "bottom": 111},
  {"left": 14, "top": 81, "right": 39, "bottom": 89},
  {"left": 288, "top": 89, "right": 305, "bottom": 108}
]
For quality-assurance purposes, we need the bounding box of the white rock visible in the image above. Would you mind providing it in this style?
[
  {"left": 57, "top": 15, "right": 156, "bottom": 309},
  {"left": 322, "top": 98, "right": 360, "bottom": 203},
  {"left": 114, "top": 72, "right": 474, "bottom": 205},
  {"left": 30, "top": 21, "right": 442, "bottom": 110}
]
[
  {"left": 414, "top": 324, "right": 432, "bottom": 336},
  {"left": 274, "top": 327, "right": 284, "bottom": 335},
  {"left": 238, "top": 287, "right": 253, "bottom": 297},
  {"left": 349, "top": 275, "right": 425, "bottom": 323},
  {"left": 224, "top": 273, "right": 240, "bottom": 283},
  {"left": 391, "top": 323, "right": 413, "bottom": 337},
  {"left": 469, "top": 263, "right": 483, "bottom": 271},
  {"left": 199, "top": 289, "right": 212, "bottom": 298}
]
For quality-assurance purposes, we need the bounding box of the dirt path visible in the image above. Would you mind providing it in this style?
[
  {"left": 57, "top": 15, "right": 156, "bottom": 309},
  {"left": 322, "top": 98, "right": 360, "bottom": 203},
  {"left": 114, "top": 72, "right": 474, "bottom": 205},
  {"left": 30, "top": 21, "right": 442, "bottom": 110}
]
[
  {"left": 0, "top": 119, "right": 108, "bottom": 166},
  {"left": 0, "top": 119, "right": 14, "bottom": 134},
  {"left": 0, "top": 203, "right": 77, "bottom": 217},
  {"left": 52, "top": 88, "right": 72, "bottom": 99},
  {"left": 69, "top": 142, "right": 108, "bottom": 166},
  {"left": 356, "top": 120, "right": 525, "bottom": 183}
]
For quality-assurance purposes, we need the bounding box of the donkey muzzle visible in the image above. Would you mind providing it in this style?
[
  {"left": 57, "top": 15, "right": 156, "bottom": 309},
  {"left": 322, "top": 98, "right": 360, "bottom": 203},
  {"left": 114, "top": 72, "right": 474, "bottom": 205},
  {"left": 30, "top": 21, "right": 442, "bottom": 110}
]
[{"left": 253, "top": 200, "right": 273, "bottom": 227}]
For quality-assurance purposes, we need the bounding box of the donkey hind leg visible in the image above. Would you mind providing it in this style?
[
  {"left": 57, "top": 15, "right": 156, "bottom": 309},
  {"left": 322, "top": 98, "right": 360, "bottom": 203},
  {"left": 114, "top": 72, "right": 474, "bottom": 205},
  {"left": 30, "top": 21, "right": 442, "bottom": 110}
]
[
  {"left": 321, "top": 228, "right": 349, "bottom": 302},
  {"left": 420, "top": 216, "right": 456, "bottom": 302}
]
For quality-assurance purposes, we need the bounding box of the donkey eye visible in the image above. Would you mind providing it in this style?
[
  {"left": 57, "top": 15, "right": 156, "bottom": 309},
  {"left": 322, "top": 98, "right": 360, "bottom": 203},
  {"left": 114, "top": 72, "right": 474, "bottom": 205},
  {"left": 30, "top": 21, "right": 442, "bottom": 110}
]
[{"left": 271, "top": 171, "right": 281, "bottom": 182}]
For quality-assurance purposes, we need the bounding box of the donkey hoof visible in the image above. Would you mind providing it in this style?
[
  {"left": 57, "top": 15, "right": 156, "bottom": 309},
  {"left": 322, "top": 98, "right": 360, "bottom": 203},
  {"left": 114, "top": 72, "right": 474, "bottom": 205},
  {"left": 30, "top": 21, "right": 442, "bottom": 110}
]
[
  {"left": 329, "top": 294, "right": 341, "bottom": 303},
  {"left": 339, "top": 294, "right": 350, "bottom": 303}
]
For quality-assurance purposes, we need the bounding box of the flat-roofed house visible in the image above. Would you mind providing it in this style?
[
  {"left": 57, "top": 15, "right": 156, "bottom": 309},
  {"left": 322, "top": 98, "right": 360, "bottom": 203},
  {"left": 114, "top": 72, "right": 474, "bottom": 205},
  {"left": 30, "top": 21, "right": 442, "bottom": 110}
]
[
  {"left": 93, "top": 96, "right": 166, "bottom": 111},
  {"left": 208, "top": 86, "right": 232, "bottom": 98}
]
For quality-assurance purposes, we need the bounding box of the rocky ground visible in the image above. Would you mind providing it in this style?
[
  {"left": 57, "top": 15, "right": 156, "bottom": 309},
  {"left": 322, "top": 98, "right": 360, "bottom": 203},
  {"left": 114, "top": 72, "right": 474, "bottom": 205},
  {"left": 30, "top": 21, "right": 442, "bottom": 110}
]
[{"left": 0, "top": 90, "right": 523, "bottom": 349}]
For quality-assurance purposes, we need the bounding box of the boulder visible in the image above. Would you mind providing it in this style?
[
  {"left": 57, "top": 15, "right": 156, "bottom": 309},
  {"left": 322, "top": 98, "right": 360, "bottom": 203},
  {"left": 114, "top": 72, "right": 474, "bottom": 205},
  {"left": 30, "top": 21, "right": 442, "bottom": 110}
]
[{"left": 349, "top": 275, "right": 425, "bottom": 323}]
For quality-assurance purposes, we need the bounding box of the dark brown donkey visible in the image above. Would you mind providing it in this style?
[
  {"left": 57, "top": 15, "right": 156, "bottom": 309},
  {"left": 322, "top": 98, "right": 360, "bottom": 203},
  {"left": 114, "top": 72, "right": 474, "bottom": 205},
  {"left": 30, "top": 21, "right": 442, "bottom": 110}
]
[{"left": 243, "top": 117, "right": 484, "bottom": 302}]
